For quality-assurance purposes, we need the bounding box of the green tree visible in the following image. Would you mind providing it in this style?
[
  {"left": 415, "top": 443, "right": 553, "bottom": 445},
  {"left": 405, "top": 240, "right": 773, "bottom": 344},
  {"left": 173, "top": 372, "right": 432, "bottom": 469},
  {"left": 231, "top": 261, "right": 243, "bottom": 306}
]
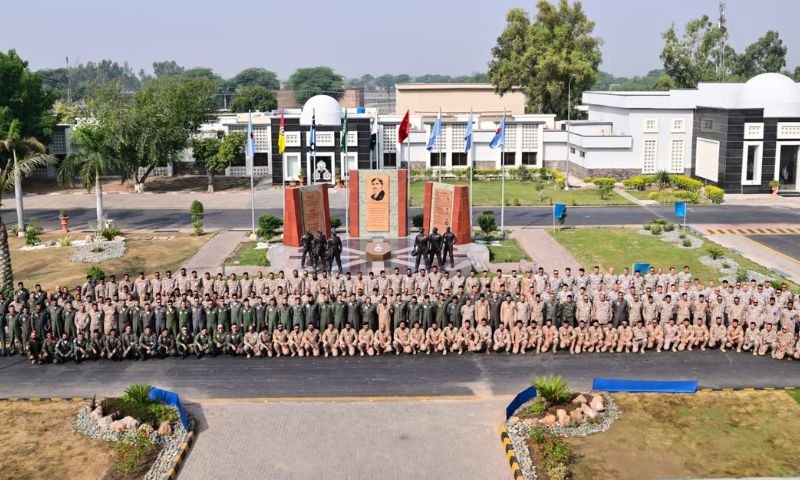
[
  {"left": 227, "top": 68, "right": 280, "bottom": 91},
  {"left": 189, "top": 200, "right": 204, "bottom": 236},
  {"left": 793, "top": 66, "right": 800, "bottom": 81},
  {"left": 190, "top": 131, "right": 245, "bottom": 192},
  {"left": 257, "top": 214, "right": 283, "bottom": 241},
  {"left": 287, "top": 67, "right": 344, "bottom": 104},
  {"left": 660, "top": 15, "right": 731, "bottom": 87},
  {"left": 489, "top": 1, "right": 602, "bottom": 118},
  {"left": 57, "top": 125, "right": 119, "bottom": 229},
  {"left": 734, "top": 30, "right": 787, "bottom": 79},
  {"left": 229, "top": 85, "right": 277, "bottom": 113},
  {"left": 53, "top": 100, "right": 80, "bottom": 124},
  {"left": 0, "top": 49, "right": 57, "bottom": 140},
  {"left": 152, "top": 60, "right": 185, "bottom": 79}
]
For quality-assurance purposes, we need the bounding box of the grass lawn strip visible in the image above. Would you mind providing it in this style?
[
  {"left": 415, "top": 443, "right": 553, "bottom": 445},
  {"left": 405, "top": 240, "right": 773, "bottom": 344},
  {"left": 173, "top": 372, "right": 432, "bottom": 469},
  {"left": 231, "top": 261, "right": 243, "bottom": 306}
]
[
  {"left": 410, "top": 179, "right": 632, "bottom": 207},
  {"left": 10, "top": 232, "right": 210, "bottom": 290},
  {"left": 570, "top": 390, "right": 800, "bottom": 480},
  {"left": 225, "top": 240, "right": 270, "bottom": 267},
  {"left": 550, "top": 227, "right": 798, "bottom": 291},
  {"left": 0, "top": 399, "right": 113, "bottom": 479},
  {"left": 488, "top": 238, "right": 528, "bottom": 263}
]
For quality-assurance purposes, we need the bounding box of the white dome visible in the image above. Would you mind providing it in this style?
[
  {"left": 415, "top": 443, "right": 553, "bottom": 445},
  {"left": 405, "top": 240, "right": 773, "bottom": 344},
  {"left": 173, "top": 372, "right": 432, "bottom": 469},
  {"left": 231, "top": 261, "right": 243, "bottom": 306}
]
[
  {"left": 299, "top": 95, "right": 342, "bottom": 126},
  {"left": 736, "top": 73, "right": 800, "bottom": 117}
]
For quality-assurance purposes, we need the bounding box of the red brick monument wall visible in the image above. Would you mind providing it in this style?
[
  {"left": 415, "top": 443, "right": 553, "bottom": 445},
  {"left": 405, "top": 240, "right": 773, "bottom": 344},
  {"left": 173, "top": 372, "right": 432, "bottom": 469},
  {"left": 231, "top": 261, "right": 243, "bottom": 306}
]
[
  {"left": 422, "top": 181, "right": 471, "bottom": 245},
  {"left": 283, "top": 184, "right": 331, "bottom": 247}
]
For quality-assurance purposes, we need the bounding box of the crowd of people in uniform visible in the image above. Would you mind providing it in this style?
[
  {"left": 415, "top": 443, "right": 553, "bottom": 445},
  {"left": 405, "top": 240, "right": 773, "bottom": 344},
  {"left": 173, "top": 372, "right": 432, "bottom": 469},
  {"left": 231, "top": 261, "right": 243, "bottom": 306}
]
[{"left": 3, "top": 263, "right": 800, "bottom": 364}]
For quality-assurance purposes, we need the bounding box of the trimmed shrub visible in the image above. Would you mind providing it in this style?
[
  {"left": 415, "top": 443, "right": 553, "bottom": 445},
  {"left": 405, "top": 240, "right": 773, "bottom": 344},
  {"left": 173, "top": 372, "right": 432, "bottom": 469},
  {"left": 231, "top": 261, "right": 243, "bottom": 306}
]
[
  {"left": 705, "top": 185, "right": 725, "bottom": 204},
  {"left": 622, "top": 177, "right": 645, "bottom": 189},
  {"left": 706, "top": 247, "right": 724, "bottom": 260},
  {"left": 671, "top": 174, "right": 703, "bottom": 192},
  {"left": 591, "top": 177, "right": 616, "bottom": 188},
  {"left": 682, "top": 239, "right": 692, "bottom": 247},
  {"left": 86, "top": 266, "right": 106, "bottom": 281},
  {"left": 651, "top": 225, "right": 662, "bottom": 235},
  {"left": 257, "top": 214, "right": 283, "bottom": 241},
  {"left": 330, "top": 216, "right": 342, "bottom": 230},
  {"left": 190, "top": 200, "right": 204, "bottom": 236},
  {"left": 583, "top": 177, "right": 593, "bottom": 183},
  {"left": 412, "top": 213, "right": 424, "bottom": 229},
  {"left": 477, "top": 211, "right": 497, "bottom": 236},
  {"left": 532, "top": 375, "right": 572, "bottom": 405},
  {"left": 101, "top": 225, "right": 122, "bottom": 241},
  {"left": 663, "top": 223, "right": 675, "bottom": 232},
  {"left": 24, "top": 217, "right": 43, "bottom": 246}
]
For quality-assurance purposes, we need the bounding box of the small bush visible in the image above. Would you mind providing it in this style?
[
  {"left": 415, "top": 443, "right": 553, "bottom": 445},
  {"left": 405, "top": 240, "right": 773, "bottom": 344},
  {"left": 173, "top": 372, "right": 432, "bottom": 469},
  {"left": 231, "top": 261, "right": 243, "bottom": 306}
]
[
  {"left": 671, "top": 174, "right": 703, "bottom": 192},
  {"left": 24, "top": 217, "right": 43, "bottom": 246},
  {"left": 678, "top": 233, "right": 687, "bottom": 239},
  {"left": 513, "top": 197, "right": 521, "bottom": 206},
  {"left": 477, "top": 211, "right": 497, "bottom": 236},
  {"left": 736, "top": 267, "right": 749, "bottom": 283},
  {"left": 643, "top": 223, "right": 651, "bottom": 230},
  {"left": 91, "top": 245, "right": 105, "bottom": 253},
  {"left": 515, "top": 165, "right": 532, "bottom": 180},
  {"left": 663, "top": 223, "right": 675, "bottom": 232},
  {"left": 86, "top": 266, "right": 105, "bottom": 282},
  {"left": 532, "top": 375, "right": 572, "bottom": 405},
  {"left": 591, "top": 177, "right": 616, "bottom": 188},
  {"left": 654, "top": 170, "right": 672, "bottom": 188},
  {"left": 9, "top": 225, "right": 18, "bottom": 236},
  {"left": 706, "top": 247, "right": 724, "bottom": 260},
  {"left": 59, "top": 235, "right": 73, "bottom": 247},
  {"left": 110, "top": 430, "right": 158, "bottom": 478},
  {"left": 651, "top": 225, "right": 662, "bottom": 235},
  {"left": 526, "top": 396, "right": 548, "bottom": 416},
  {"left": 682, "top": 238, "right": 692, "bottom": 247},
  {"left": 190, "top": 200, "right": 204, "bottom": 236},
  {"left": 721, "top": 262, "right": 731, "bottom": 269},
  {"left": 583, "top": 177, "right": 593, "bottom": 183},
  {"left": 330, "top": 216, "right": 342, "bottom": 230},
  {"left": 257, "top": 214, "right": 283, "bottom": 241},
  {"left": 122, "top": 384, "right": 154, "bottom": 407},
  {"left": 412, "top": 213, "right": 424, "bottom": 229},
  {"left": 101, "top": 225, "right": 122, "bottom": 241},
  {"left": 705, "top": 185, "right": 725, "bottom": 204}
]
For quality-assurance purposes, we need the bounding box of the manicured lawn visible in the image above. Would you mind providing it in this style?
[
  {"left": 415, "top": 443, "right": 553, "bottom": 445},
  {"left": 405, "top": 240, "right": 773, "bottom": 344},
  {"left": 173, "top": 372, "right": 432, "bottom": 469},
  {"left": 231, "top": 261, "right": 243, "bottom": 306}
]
[
  {"left": 10, "top": 232, "right": 210, "bottom": 290},
  {"left": 550, "top": 227, "right": 798, "bottom": 289},
  {"left": 624, "top": 189, "right": 652, "bottom": 200},
  {"left": 488, "top": 238, "right": 528, "bottom": 263},
  {"left": 570, "top": 391, "right": 800, "bottom": 480},
  {"left": 225, "top": 240, "right": 270, "bottom": 267},
  {"left": 409, "top": 179, "right": 632, "bottom": 207},
  {"left": 0, "top": 400, "right": 113, "bottom": 480}
]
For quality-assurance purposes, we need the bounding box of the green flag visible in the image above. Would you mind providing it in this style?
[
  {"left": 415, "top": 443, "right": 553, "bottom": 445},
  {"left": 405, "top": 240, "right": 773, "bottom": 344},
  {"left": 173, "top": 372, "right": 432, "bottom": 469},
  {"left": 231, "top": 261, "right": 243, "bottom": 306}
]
[{"left": 339, "top": 109, "right": 348, "bottom": 153}]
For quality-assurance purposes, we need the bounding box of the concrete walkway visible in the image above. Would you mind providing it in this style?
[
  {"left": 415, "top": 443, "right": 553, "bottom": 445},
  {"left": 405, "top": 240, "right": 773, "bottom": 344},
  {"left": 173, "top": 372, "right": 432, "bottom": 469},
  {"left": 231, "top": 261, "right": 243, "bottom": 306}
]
[
  {"left": 510, "top": 228, "right": 581, "bottom": 273},
  {"left": 180, "top": 398, "right": 509, "bottom": 480},
  {"left": 706, "top": 233, "right": 800, "bottom": 283},
  {"left": 182, "top": 231, "right": 247, "bottom": 273}
]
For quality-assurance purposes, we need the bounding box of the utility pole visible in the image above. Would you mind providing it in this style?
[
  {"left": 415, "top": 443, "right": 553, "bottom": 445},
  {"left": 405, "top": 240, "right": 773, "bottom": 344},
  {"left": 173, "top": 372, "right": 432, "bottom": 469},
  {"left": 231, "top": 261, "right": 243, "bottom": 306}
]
[
  {"left": 565, "top": 74, "right": 576, "bottom": 191},
  {"left": 66, "top": 56, "right": 72, "bottom": 105},
  {"left": 718, "top": 0, "right": 727, "bottom": 81}
]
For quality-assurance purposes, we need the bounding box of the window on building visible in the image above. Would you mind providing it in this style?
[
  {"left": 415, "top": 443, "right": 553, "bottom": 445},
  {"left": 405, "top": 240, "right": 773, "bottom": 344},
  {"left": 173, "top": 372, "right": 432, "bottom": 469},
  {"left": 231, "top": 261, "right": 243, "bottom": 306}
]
[
  {"left": 521, "top": 124, "right": 539, "bottom": 151},
  {"left": 451, "top": 152, "right": 467, "bottom": 167},
  {"left": 778, "top": 122, "right": 800, "bottom": 139},
  {"left": 382, "top": 124, "right": 397, "bottom": 152},
  {"left": 670, "top": 139, "right": 685, "bottom": 173},
  {"left": 671, "top": 118, "right": 686, "bottom": 133},
  {"left": 285, "top": 131, "right": 301, "bottom": 147},
  {"left": 579, "top": 151, "right": 586, "bottom": 158},
  {"left": 742, "top": 142, "right": 762, "bottom": 184},
  {"left": 521, "top": 152, "right": 538, "bottom": 165},
  {"left": 430, "top": 152, "right": 445, "bottom": 167},
  {"left": 702, "top": 119, "right": 714, "bottom": 132},
  {"left": 451, "top": 124, "right": 466, "bottom": 152},
  {"left": 744, "top": 123, "right": 764, "bottom": 140},
  {"left": 504, "top": 124, "right": 517, "bottom": 151},
  {"left": 643, "top": 118, "right": 658, "bottom": 133},
  {"left": 284, "top": 153, "right": 301, "bottom": 179},
  {"left": 343, "top": 153, "right": 358, "bottom": 176},
  {"left": 502, "top": 152, "right": 516, "bottom": 166},
  {"left": 570, "top": 147, "right": 576, "bottom": 154},
  {"left": 642, "top": 139, "right": 657, "bottom": 174},
  {"left": 383, "top": 152, "right": 397, "bottom": 168}
]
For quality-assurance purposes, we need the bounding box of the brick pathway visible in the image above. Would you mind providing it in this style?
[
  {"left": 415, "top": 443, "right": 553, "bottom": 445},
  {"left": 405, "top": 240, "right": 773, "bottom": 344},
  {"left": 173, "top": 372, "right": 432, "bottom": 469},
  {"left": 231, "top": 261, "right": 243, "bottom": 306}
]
[
  {"left": 182, "top": 230, "right": 246, "bottom": 272},
  {"left": 180, "top": 398, "right": 509, "bottom": 480},
  {"left": 509, "top": 228, "right": 581, "bottom": 273}
]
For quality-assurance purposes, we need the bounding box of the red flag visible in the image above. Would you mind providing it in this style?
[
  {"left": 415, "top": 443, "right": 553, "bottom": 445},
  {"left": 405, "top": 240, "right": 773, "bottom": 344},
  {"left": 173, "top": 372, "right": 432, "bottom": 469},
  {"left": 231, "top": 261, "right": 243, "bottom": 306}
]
[{"left": 398, "top": 110, "right": 410, "bottom": 144}]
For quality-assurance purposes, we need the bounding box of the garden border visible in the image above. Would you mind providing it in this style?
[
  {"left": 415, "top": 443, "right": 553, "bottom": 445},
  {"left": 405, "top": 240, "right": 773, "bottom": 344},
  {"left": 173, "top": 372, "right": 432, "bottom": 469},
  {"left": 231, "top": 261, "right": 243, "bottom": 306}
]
[{"left": 499, "top": 426, "right": 525, "bottom": 480}]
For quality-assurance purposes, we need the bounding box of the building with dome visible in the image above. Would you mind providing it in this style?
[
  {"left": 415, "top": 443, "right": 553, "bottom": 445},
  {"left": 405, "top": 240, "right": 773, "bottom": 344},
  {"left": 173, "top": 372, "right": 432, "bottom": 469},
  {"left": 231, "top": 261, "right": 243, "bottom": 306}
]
[{"left": 575, "top": 72, "right": 800, "bottom": 194}]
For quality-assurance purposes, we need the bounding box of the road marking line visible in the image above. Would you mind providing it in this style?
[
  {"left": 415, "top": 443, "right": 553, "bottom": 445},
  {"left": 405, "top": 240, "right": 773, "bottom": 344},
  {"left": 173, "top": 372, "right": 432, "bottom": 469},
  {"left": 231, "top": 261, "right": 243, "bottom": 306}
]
[{"left": 742, "top": 235, "right": 800, "bottom": 264}]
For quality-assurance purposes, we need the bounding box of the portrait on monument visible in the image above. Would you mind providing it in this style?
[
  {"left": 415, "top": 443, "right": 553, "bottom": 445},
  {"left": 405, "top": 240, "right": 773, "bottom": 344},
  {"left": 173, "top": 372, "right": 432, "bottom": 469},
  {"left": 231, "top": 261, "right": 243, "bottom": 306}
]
[{"left": 365, "top": 174, "right": 390, "bottom": 232}]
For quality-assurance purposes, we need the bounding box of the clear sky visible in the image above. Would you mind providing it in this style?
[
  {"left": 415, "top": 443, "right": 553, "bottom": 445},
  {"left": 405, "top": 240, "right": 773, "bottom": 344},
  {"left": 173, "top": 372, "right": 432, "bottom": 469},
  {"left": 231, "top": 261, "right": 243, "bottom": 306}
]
[{"left": 3, "top": 0, "right": 798, "bottom": 79}]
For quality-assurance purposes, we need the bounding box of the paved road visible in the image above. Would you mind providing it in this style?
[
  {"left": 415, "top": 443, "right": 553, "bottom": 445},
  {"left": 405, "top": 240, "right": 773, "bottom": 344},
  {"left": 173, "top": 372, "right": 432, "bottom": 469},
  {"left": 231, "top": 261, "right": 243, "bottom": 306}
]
[
  {"left": 748, "top": 234, "right": 800, "bottom": 262},
  {"left": 1, "top": 351, "right": 797, "bottom": 399},
  {"left": 6, "top": 205, "right": 800, "bottom": 231}
]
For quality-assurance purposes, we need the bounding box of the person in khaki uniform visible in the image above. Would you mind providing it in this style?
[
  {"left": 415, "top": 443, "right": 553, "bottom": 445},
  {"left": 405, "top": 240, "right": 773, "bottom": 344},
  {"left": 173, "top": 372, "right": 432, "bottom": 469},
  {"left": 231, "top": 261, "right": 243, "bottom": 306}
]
[
  {"left": 676, "top": 319, "right": 694, "bottom": 351},
  {"left": 690, "top": 318, "right": 709, "bottom": 351},
  {"left": 723, "top": 319, "right": 744, "bottom": 352},
  {"left": 571, "top": 321, "right": 589, "bottom": 354},
  {"left": 441, "top": 321, "right": 458, "bottom": 355},
  {"left": 707, "top": 317, "right": 727, "bottom": 350},
  {"left": 527, "top": 322, "right": 543, "bottom": 353},
  {"left": 301, "top": 324, "right": 321, "bottom": 357},
  {"left": 322, "top": 323, "right": 340, "bottom": 357},
  {"left": 492, "top": 323, "right": 511, "bottom": 353},
  {"left": 457, "top": 320, "right": 479, "bottom": 354},
  {"left": 556, "top": 323, "right": 574, "bottom": 353},
  {"left": 500, "top": 296, "right": 516, "bottom": 329},
  {"left": 600, "top": 323, "right": 618, "bottom": 352},
  {"left": 357, "top": 324, "right": 375, "bottom": 356},
  {"left": 425, "top": 322, "right": 444, "bottom": 354},
  {"left": 243, "top": 325, "right": 259, "bottom": 358},
  {"left": 272, "top": 324, "right": 290, "bottom": 357},
  {"left": 475, "top": 318, "right": 493, "bottom": 354},
  {"left": 510, "top": 320, "right": 528, "bottom": 354},
  {"left": 756, "top": 323, "right": 777, "bottom": 356},
  {"left": 646, "top": 319, "right": 665, "bottom": 352},
  {"left": 631, "top": 320, "right": 648, "bottom": 353},
  {"left": 373, "top": 325, "right": 393, "bottom": 355},
  {"left": 584, "top": 321, "right": 601, "bottom": 352},
  {"left": 408, "top": 322, "right": 427, "bottom": 354},
  {"left": 772, "top": 326, "right": 795, "bottom": 360},
  {"left": 392, "top": 321, "right": 412, "bottom": 355},
  {"left": 339, "top": 323, "right": 358, "bottom": 356},
  {"left": 539, "top": 320, "right": 557, "bottom": 353},
  {"left": 616, "top": 320, "right": 633, "bottom": 353},
  {"left": 288, "top": 325, "right": 303, "bottom": 357},
  {"left": 256, "top": 326, "right": 273, "bottom": 358},
  {"left": 742, "top": 322, "right": 761, "bottom": 353}
]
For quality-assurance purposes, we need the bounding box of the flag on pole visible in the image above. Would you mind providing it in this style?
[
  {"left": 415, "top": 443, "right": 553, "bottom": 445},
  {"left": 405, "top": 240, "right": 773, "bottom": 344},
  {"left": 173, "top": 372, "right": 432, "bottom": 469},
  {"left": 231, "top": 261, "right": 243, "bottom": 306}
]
[
  {"left": 490, "top": 111, "right": 506, "bottom": 149},
  {"left": 398, "top": 110, "right": 410, "bottom": 144},
  {"left": 674, "top": 202, "right": 686, "bottom": 217},
  {"left": 245, "top": 111, "right": 255, "bottom": 173},
  {"left": 309, "top": 110, "right": 317, "bottom": 152},
  {"left": 340, "top": 108, "right": 348, "bottom": 153},
  {"left": 278, "top": 112, "right": 286, "bottom": 154},
  {"left": 426, "top": 109, "right": 441, "bottom": 151},
  {"left": 464, "top": 112, "right": 473, "bottom": 153},
  {"left": 369, "top": 117, "right": 378, "bottom": 151}
]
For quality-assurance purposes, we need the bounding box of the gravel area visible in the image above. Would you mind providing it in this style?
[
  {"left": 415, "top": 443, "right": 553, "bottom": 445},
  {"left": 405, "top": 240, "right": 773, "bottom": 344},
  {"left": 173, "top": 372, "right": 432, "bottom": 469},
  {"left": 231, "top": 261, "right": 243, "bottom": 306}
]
[
  {"left": 68, "top": 240, "right": 127, "bottom": 263},
  {"left": 73, "top": 402, "right": 189, "bottom": 480},
  {"left": 698, "top": 255, "right": 740, "bottom": 275},
  {"left": 660, "top": 230, "right": 703, "bottom": 249},
  {"left": 504, "top": 393, "right": 620, "bottom": 480}
]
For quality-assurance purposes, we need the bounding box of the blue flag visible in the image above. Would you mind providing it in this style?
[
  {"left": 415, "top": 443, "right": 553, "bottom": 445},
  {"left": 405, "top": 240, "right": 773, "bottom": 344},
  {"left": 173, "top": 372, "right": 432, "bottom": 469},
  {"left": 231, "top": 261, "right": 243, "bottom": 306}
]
[
  {"left": 245, "top": 111, "right": 255, "bottom": 173},
  {"left": 490, "top": 112, "right": 505, "bottom": 149},
  {"left": 464, "top": 113, "right": 473, "bottom": 153},
  {"left": 553, "top": 203, "right": 566, "bottom": 219},
  {"left": 309, "top": 110, "right": 317, "bottom": 152},
  {"left": 674, "top": 202, "right": 686, "bottom": 217},
  {"left": 426, "top": 110, "right": 441, "bottom": 152}
]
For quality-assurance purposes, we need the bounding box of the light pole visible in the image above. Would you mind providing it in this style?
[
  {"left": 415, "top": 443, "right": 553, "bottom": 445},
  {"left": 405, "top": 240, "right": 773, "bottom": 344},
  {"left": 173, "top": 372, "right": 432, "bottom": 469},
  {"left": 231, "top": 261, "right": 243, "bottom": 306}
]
[{"left": 565, "top": 74, "right": 576, "bottom": 191}]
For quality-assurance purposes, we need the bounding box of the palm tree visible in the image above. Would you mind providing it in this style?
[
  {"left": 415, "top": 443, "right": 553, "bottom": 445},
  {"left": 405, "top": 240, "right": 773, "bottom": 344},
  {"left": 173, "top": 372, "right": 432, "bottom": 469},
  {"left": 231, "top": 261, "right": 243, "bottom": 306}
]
[
  {"left": 0, "top": 120, "right": 55, "bottom": 292},
  {"left": 0, "top": 119, "right": 55, "bottom": 236},
  {"left": 57, "top": 126, "right": 117, "bottom": 230}
]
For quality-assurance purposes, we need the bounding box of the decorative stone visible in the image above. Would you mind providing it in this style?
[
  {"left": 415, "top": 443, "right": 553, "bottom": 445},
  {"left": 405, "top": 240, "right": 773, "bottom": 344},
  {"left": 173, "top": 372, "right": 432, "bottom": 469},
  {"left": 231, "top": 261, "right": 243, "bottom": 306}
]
[
  {"left": 157, "top": 421, "right": 173, "bottom": 436},
  {"left": 138, "top": 423, "right": 155, "bottom": 436},
  {"left": 96, "top": 415, "right": 114, "bottom": 431},
  {"left": 572, "top": 394, "right": 588, "bottom": 405},
  {"left": 590, "top": 395, "right": 605, "bottom": 412},
  {"left": 569, "top": 409, "right": 583, "bottom": 422},
  {"left": 581, "top": 403, "right": 597, "bottom": 419},
  {"left": 541, "top": 414, "right": 557, "bottom": 426},
  {"left": 89, "top": 406, "right": 104, "bottom": 420},
  {"left": 110, "top": 416, "right": 139, "bottom": 432},
  {"left": 522, "top": 418, "right": 536, "bottom": 427},
  {"left": 556, "top": 409, "right": 570, "bottom": 427},
  {"left": 507, "top": 416, "right": 520, "bottom": 427}
]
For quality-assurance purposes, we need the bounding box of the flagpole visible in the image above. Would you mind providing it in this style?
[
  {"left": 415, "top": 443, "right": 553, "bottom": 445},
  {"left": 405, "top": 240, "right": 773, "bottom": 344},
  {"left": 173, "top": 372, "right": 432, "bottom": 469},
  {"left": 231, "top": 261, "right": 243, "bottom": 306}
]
[
  {"left": 468, "top": 109, "right": 474, "bottom": 237},
  {"left": 247, "top": 112, "right": 256, "bottom": 236},
  {"left": 344, "top": 111, "right": 349, "bottom": 237},
  {"left": 500, "top": 109, "right": 506, "bottom": 239},
  {"left": 438, "top": 108, "right": 442, "bottom": 183}
]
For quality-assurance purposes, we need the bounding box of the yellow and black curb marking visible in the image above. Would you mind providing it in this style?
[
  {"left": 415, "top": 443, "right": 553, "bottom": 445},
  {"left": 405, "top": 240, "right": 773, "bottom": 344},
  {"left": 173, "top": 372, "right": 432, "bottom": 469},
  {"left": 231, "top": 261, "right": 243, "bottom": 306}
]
[
  {"left": 164, "top": 422, "right": 196, "bottom": 480},
  {"left": 698, "top": 386, "right": 798, "bottom": 393},
  {"left": 703, "top": 227, "right": 800, "bottom": 235},
  {"left": 500, "top": 426, "right": 525, "bottom": 480},
  {"left": 0, "top": 396, "right": 86, "bottom": 402}
]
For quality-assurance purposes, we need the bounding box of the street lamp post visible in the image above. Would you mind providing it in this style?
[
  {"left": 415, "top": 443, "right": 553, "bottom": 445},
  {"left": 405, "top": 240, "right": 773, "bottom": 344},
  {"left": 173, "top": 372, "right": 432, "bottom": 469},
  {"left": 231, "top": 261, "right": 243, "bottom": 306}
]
[{"left": 565, "top": 74, "right": 576, "bottom": 191}]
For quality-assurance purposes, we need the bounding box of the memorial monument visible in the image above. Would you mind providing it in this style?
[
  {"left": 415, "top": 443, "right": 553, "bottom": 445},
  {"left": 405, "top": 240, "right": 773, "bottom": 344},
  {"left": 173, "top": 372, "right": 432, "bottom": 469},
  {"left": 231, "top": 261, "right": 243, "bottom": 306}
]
[
  {"left": 282, "top": 184, "right": 332, "bottom": 247},
  {"left": 422, "top": 181, "right": 471, "bottom": 245}
]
